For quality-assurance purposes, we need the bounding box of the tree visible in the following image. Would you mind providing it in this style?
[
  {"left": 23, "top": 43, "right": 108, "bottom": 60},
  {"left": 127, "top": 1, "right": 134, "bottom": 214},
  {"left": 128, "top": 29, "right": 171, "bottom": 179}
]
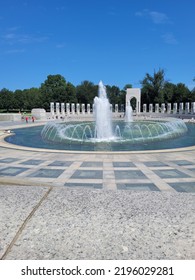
[
  {"left": 106, "top": 85, "right": 121, "bottom": 105},
  {"left": 163, "top": 82, "right": 176, "bottom": 103},
  {"left": 76, "top": 81, "right": 97, "bottom": 104},
  {"left": 123, "top": 84, "right": 133, "bottom": 90},
  {"left": 0, "top": 88, "right": 14, "bottom": 112},
  {"left": 40, "top": 74, "right": 67, "bottom": 109},
  {"left": 13, "top": 90, "right": 25, "bottom": 111},
  {"left": 66, "top": 82, "right": 77, "bottom": 103},
  {"left": 171, "top": 83, "right": 191, "bottom": 103},
  {"left": 140, "top": 69, "right": 166, "bottom": 105}
]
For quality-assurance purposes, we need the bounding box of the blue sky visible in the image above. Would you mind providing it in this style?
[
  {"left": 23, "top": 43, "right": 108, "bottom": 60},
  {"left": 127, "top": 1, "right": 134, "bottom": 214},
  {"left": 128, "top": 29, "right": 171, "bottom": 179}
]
[{"left": 0, "top": 0, "right": 195, "bottom": 91}]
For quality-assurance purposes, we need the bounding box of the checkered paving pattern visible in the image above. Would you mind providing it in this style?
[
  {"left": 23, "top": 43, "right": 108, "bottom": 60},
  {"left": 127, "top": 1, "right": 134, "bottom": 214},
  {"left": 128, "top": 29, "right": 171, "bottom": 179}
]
[{"left": 0, "top": 152, "right": 195, "bottom": 192}]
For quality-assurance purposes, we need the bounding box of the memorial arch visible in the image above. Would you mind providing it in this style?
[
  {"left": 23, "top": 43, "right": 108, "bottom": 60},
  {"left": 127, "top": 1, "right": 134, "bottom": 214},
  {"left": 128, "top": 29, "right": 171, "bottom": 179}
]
[{"left": 126, "top": 88, "right": 141, "bottom": 113}]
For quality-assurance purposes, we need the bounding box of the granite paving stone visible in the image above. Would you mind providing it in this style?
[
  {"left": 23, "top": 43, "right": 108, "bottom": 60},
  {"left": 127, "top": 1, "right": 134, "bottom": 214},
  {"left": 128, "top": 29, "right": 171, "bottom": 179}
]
[
  {"left": 171, "top": 160, "right": 194, "bottom": 166},
  {"left": 169, "top": 182, "right": 195, "bottom": 193},
  {"left": 117, "top": 183, "right": 160, "bottom": 191},
  {"left": 114, "top": 170, "right": 147, "bottom": 180},
  {"left": 0, "top": 158, "right": 20, "bottom": 163},
  {"left": 0, "top": 185, "right": 49, "bottom": 258},
  {"left": 80, "top": 162, "right": 103, "bottom": 167},
  {"left": 28, "top": 168, "right": 64, "bottom": 178},
  {"left": 0, "top": 167, "right": 29, "bottom": 176},
  {"left": 64, "top": 183, "right": 102, "bottom": 189},
  {"left": 20, "top": 159, "right": 44, "bottom": 165},
  {"left": 71, "top": 170, "right": 103, "bottom": 179},
  {"left": 1, "top": 120, "right": 195, "bottom": 259},
  {"left": 3, "top": 188, "right": 195, "bottom": 260},
  {"left": 113, "top": 162, "right": 135, "bottom": 167},
  {"left": 153, "top": 169, "right": 191, "bottom": 179},
  {"left": 143, "top": 161, "right": 168, "bottom": 167},
  {"left": 48, "top": 161, "right": 73, "bottom": 167}
]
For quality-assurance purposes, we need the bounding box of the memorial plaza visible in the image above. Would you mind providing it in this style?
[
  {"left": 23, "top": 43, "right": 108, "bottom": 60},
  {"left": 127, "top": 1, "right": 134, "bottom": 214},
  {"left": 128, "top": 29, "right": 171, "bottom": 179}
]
[{"left": 0, "top": 103, "right": 195, "bottom": 259}]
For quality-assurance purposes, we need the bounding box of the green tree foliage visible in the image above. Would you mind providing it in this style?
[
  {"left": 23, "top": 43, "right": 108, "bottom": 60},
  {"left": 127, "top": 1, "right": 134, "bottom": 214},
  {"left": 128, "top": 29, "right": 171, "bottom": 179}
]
[
  {"left": 76, "top": 81, "right": 97, "bottom": 104},
  {"left": 66, "top": 82, "right": 77, "bottom": 104},
  {"left": 1, "top": 73, "right": 195, "bottom": 112},
  {"left": 140, "top": 70, "right": 195, "bottom": 104},
  {"left": 39, "top": 74, "right": 77, "bottom": 110},
  {"left": 106, "top": 85, "right": 121, "bottom": 105},
  {"left": 0, "top": 88, "right": 14, "bottom": 112},
  {"left": 40, "top": 74, "right": 67, "bottom": 109},
  {"left": 163, "top": 82, "right": 176, "bottom": 103},
  {"left": 171, "top": 83, "right": 191, "bottom": 103},
  {"left": 140, "top": 69, "right": 165, "bottom": 105}
]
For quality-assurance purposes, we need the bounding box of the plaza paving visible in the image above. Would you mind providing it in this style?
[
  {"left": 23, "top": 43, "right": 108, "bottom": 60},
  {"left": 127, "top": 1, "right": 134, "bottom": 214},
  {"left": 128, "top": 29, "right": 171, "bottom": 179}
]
[{"left": 0, "top": 120, "right": 195, "bottom": 259}]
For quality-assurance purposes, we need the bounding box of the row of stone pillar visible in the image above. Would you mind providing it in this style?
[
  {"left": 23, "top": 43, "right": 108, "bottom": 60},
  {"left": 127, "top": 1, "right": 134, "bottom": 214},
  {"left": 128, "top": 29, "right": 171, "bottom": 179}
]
[
  {"left": 50, "top": 102, "right": 121, "bottom": 116},
  {"left": 143, "top": 102, "right": 195, "bottom": 114},
  {"left": 50, "top": 102, "right": 195, "bottom": 116}
]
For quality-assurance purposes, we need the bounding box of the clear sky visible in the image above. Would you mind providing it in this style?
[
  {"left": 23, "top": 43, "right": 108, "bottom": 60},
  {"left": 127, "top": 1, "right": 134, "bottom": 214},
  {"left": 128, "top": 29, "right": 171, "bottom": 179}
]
[{"left": 0, "top": 0, "right": 195, "bottom": 91}]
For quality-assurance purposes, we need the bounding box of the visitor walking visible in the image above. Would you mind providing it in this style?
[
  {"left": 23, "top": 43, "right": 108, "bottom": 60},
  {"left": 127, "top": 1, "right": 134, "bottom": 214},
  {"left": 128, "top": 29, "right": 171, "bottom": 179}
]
[{"left": 25, "top": 116, "right": 28, "bottom": 123}]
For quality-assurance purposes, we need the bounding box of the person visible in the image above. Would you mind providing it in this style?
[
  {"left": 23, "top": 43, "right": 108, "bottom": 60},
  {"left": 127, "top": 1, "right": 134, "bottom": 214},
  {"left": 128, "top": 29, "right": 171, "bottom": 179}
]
[
  {"left": 32, "top": 116, "right": 35, "bottom": 122},
  {"left": 25, "top": 116, "right": 28, "bottom": 123}
]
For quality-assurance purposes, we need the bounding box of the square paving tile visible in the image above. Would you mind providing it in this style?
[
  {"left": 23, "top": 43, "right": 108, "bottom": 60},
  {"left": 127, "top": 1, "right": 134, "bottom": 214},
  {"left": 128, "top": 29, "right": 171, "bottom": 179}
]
[
  {"left": 0, "top": 158, "right": 19, "bottom": 163},
  {"left": 0, "top": 167, "right": 28, "bottom": 176},
  {"left": 28, "top": 168, "right": 64, "bottom": 178},
  {"left": 143, "top": 161, "right": 168, "bottom": 167},
  {"left": 171, "top": 160, "right": 194, "bottom": 166},
  {"left": 153, "top": 169, "right": 191, "bottom": 179},
  {"left": 188, "top": 168, "right": 195, "bottom": 172},
  {"left": 113, "top": 162, "right": 135, "bottom": 168},
  {"left": 20, "top": 159, "right": 44, "bottom": 165},
  {"left": 71, "top": 170, "right": 103, "bottom": 179},
  {"left": 117, "top": 183, "right": 160, "bottom": 191},
  {"left": 169, "top": 182, "right": 195, "bottom": 193},
  {"left": 48, "top": 161, "right": 73, "bottom": 167},
  {"left": 80, "top": 161, "right": 103, "bottom": 167},
  {"left": 64, "top": 182, "right": 102, "bottom": 189},
  {"left": 114, "top": 170, "right": 147, "bottom": 180}
]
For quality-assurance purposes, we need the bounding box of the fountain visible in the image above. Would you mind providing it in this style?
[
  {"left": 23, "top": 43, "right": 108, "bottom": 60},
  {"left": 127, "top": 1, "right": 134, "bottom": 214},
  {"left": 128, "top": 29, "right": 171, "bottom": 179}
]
[
  {"left": 93, "top": 81, "right": 113, "bottom": 139},
  {"left": 40, "top": 81, "right": 188, "bottom": 151},
  {"left": 125, "top": 101, "right": 133, "bottom": 122}
]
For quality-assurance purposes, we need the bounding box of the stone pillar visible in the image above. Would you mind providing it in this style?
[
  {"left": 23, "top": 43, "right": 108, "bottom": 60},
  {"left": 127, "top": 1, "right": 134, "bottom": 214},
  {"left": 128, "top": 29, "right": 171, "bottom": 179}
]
[
  {"left": 149, "top": 104, "right": 153, "bottom": 113},
  {"left": 167, "top": 103, "right": 171, "bottom": 114},
  {"left": 61, "top": 103, "right": 65, "bottom": 116},
  {"left": 185, "top": 102, "right": 189, "bottom": 114},
  {"left": 82, "top": 104, "right": 85, "bottom": 114},
  {"left": 87, "top": 104, "right": 91, "bottom": 114},
  {"left": 92, "top": 104, "right": 95, "bottom": 114},
  {"left": 191, "top": 102, "right": 195, "bottom": 114},
  {"left": 110, "top": 104, "right": 113, "bottom": 112},
  {"left": 71, "top": 103, "right": 75, "bottom": 114},
  {"left": 161, "top": 103, "right": 165, "bottom": 113},
  {"left": 143, "top": 104, "right": 147, "bottom": 113},
  {"left": 179, "top": 103, "right": 184, "bottom": 114},
  {"left": 66, "top": 103, "right": 70, "bottom": 114},
  {"left": 173, "top": 103, "right": 177, "bottom": 114},
  {"left": 50, "top": 102, "right": 54, "bottom": 117},
  {"left": 56, "top": 102, "right": 60, "bottom": 116},
  {"left": 155, "top": 104, "right": 159, "bottom": 113},
  {"left": 76, "top": 103, "right": 80, "bottom": 114}
]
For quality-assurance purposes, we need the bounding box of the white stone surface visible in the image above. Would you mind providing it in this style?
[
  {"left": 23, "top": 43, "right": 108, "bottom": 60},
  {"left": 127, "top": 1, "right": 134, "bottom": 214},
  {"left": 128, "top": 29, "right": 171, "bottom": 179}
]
[
  {"left": 0, "top": 113, "right": 21, "bottom": 122},
  {"left": 126, "top": 88, "right": 141, "bottom": 113},
  {"left": 31, "top": 108, "right": 46, "bottom": 120},
  {"left": 1, "top": 187, "right": 194, "bottom": 260}
]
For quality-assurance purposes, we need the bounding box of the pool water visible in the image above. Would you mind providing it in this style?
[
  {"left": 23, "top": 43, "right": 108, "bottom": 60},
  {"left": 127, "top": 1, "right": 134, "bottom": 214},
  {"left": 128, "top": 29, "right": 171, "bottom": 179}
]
[{"left": 5, "top": 123, "right": 195, "bottom": 151}]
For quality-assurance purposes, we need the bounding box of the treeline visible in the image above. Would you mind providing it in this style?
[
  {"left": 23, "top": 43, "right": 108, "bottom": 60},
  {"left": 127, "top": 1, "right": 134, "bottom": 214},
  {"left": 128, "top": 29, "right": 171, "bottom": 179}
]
[{"left": 0, "top": 70, "right": 195, "bottom": 112}]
